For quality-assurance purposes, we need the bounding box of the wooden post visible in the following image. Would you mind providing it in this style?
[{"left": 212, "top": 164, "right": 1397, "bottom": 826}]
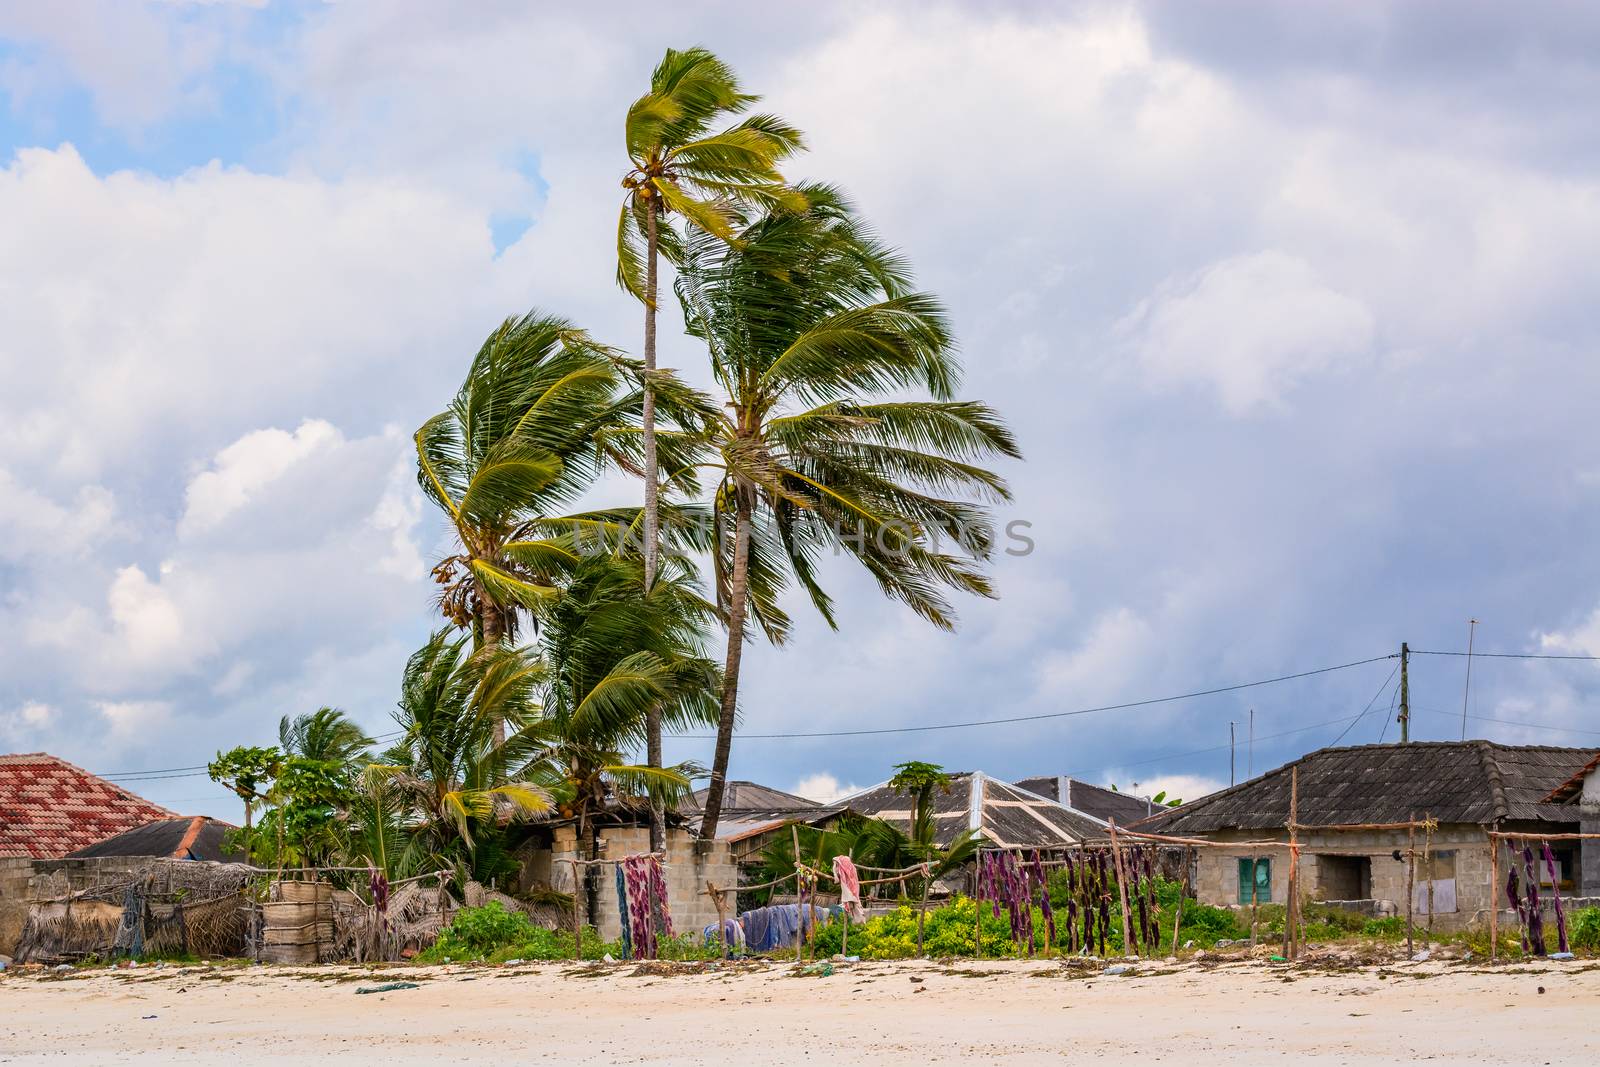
[
  {"left": 1108, "top": 820, "right": 1135, "bottom": 956},
  {"left": 792, "top": 824, "right": 804, "bottom": 963},
  {"left": 1489, "top": 837, "right": 1499, "bottom": 963},
  {"left": 1285, "top": 767, "right": 1300, "bottom": 961},
  {"left": 1249, "top": 843, "right": 1260, "bottom": 948},
  {"left": 1424, "top": 816, "right": 1435, "bottom": 949},
  {"left": 973, "top": 851, "right": 983, "bottom": 959},
  {"left": 917, "top": 875, "right": 930, "bottom": 957},
  {"left": 709, "top": 881, "right": 728, "bottom": 959},
  {"left": 1171, "top": 847, "right": 1191, "bottom": 954},
  {"left": 571, "top": 860, "right": 584, "bottom": 961},
  {"left": 1405, "top": 817, "right": 1416, "bottom": 956}
]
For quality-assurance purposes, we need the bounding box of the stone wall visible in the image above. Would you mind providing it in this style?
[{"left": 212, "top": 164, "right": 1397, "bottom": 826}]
[
  {"left": 1190, "top": 825, "right": 1498, "bottom": 931},
  {"left": 1, "top": 856, "right": 191, "bottom": 957},
  {"left": 538, "top": 825, "right": 737, "bottom": 943}
]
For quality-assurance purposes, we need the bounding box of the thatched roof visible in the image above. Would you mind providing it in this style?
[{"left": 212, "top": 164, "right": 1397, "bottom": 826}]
[
  {"left": 839, "top": 772, "right": 1105, "bottom": 849},
  {"left": 1138, "top": 741, "right": 1595, "bottom": 834}
]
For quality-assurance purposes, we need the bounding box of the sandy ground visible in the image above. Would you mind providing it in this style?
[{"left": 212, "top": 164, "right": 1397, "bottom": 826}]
[{"left": 2, "top": 955, "right": 1597, "bottom": 1065}]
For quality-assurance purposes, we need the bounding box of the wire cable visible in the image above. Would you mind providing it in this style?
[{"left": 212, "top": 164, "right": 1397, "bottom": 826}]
[
  {"left": 1329, "top": 663, "right": 1400, "bottom": 748},
  {"left": 673, "top": 653, "right": 1398, "bottom": 739},
  {"left": 1411, "top": 649, "right": 1600, "bottom": 661}
]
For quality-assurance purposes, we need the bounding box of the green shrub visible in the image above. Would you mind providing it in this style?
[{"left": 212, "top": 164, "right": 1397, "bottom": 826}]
[
  {"left": 415, "top": 901, "right": 724, "bottom": 964},
  {"left": 1361, "top": 915, "right": 1406, "bottom": 938},
  {"left": 1571, "top": 907, "right": 1600, "bottom": 952}
]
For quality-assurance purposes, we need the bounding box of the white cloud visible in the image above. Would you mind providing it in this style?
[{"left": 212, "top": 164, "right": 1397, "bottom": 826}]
[
  {"left": 793, "top": 773, "right": 862, "bottom": 805},
  {"left": 1037, "top": 607, "right": 1154, "bottom": 698},
  {"left": 180, "top": 419, "right": 341, "bottom": 537},
  {"left": 97, "top": 699, "right": 173, "bottom": 741},
  {"left": 0, "top": 701, "right": 56, "bottom": 746},
  {"left": 107, "top": 563, "right": 189, "bottom": 669},
  {"left": 1101, "top": 773, "right": 1225, "bottom": 807},
  {"left": 0, "top": 469, "right": 117, "bottom": 560},
  {"left": 1537, "top": 608, "right": 1600, "bottom": 658},
  {"left": 1118, "top": 251, "right": 1375, "bottom": 413}
]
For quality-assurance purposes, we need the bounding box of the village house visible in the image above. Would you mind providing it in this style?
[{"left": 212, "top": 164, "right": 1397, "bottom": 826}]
[{"left": 1137, "top": 741, "right": 1600, "bottom": 929}]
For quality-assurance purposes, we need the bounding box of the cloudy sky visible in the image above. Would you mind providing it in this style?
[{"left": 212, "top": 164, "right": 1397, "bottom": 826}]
[{"left": 3, "top": 1, "right": 1600, "bottom": 817}]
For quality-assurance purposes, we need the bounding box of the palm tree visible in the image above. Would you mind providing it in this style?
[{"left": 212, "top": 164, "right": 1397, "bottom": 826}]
[
  {"left": 619, "top": 46, "right": 804, "bottom": 849},
  {"left": 382, "top": 630, "right": 552, "bottom": 884},
  {"left": 526, "top": 558, "right": 720, "bottom": 852},
  {"left": 674, "top": 188, "right": 1022, "bottom": 840},
  {"left": 415, "top": 310, "right": 630, "bottom": 663},
  {"left": 278, "top": 706, "right": 373, "bottom": 766}
]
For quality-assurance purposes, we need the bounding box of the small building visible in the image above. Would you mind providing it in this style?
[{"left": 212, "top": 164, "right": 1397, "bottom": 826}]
[
  {"left": 0, "top": 752, "right": 176, "bottom": 859},
  {"left": 70, "top": 816, "right": 243, "bottom": 864},
  {"left": 1137, "top": 741, "right": 1598, "bottom": 928},
  {"left": 840, "top": 771, "right": 1105, "bottom": 849},
  {"left": 680, "top": 781, "right": 838, "bottom": 865}
]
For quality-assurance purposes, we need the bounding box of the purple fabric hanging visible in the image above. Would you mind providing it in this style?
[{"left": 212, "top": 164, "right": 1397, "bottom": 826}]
[
  {"left": 1505, "top": 843, "right": 1528, "bottom": 954},
  {"left": 621, "top": 854, "right": 674, "bottom": 959},
  {"left": 1520, "top": 846, "right": 1545, "bottom": 956},
  {"left": 1030, "top": 851, "right": 1056, "bottom": 947},
  {"left": 1540, "top": 841, "right": 1568, "bottom": 954}
]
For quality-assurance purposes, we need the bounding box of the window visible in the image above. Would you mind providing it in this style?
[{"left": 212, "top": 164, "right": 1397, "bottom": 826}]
[
  {"left": 1317, "top": 854, "right": 1372, "bottom": 900},
  {"left": 1238, "top": 857, "right": 1271, "bottom": 903},
  {"left": 1413, "top": 850, "right": 1458, "bottom": 914}
]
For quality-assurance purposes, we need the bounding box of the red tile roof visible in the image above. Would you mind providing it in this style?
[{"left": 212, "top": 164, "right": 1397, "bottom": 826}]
[{"left": 0, "top": 752, "right": 177, "bottom": 858}]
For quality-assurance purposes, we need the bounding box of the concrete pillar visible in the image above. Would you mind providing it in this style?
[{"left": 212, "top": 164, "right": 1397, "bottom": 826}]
[{"left": 1580, "top": 808, "right": 1600, "bottom": 898}]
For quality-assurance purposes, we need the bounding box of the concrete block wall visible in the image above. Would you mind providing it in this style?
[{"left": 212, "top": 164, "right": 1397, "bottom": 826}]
[
  {"left": 1191, "top": 826, "right": 1497, "bottom": 930},
  {"left": 585, "top": 827, "right": 736, "bottom": 943}
]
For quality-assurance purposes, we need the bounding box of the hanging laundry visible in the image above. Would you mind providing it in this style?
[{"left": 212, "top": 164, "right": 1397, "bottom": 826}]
[
  {"left": 621, "top": 854, "right": 673, "bottom": 959},
  {"left": 833, "top": 856, "right": 864, "bottom": 921},
  {"left": 1520, "top": 846, "right": 1546, "bottom": 956},
  {"left": 1540, "top": 841, "right": 1569, "bottom": 954},
  {"left": 615, "top": 864, "right": 632, "bottom": 959}
]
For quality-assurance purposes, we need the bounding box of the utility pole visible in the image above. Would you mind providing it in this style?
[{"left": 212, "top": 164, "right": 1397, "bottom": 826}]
[
  {"left": 1398, "top": 642, "right": 1410, "bottom": 744},
  {"left": 1460, "top": 619, "right": 1478, "bottom": 741},
  {"left": 1247, "top": 707, "right": 1254, "bottom": 779},
  {"left": 1229, "top": 721, "right": 1236, "bottom": 786}
]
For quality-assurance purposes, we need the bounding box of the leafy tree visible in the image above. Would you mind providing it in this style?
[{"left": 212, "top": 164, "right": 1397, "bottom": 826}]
[
  {"left": 207, "top": 745, "right": 282, "bottom": 863},
  {"left": 675, "top": 188, "right": 1021, "bottom": 839},
  {"left": 619, "top": 46, "right": 804, "bottom": 848}
]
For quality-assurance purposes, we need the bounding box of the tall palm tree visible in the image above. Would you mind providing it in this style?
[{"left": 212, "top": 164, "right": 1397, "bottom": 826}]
[
  {"left": 382, "top": 630, "right": 552, "bottom": 884},
  {"left": 674, "top": 188, "right": 1022, "bottom": 840},
  {"left": 278, "top": 706, "right": 373, "bottom": 766},
  {"left": 619, "top": 46, "right": 803, "bottom": 849},
  {"left": 415, "top": 311, "right": 630, "bottom": 662}
]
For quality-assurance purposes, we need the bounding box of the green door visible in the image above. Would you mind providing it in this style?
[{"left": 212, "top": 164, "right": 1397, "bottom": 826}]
[{"left": 1237, "top": 858, "right": 1271, "bottom": 903}]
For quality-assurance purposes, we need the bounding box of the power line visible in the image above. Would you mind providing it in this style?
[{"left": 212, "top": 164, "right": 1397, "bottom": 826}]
[
  {"left": 100, "top": 728, "right": 407, "bottom": 782},
  {"left": 674, "top": 653, "right": 1398, "bottom": 740},
  {"left": 1411, "top": 649, "right": 1600, "bottom": 661},
  {"left": 1329, "top": 663, "right": 1400, "bottom": 748},
  {"left": 1107, "top": 712, "right": 1369, "bottom": 771},
  {"left": 1410, "top": 706, "right": 1600, "bottom": 738}
]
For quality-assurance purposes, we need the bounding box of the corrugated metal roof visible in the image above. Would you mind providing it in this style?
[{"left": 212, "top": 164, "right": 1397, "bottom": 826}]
[
  {"left": 839, "top": 772, "right": 1104, "bottom": 848},
  {"left": 0, "top": 752, "right": 177, "bottom": 858},
  {"left": 1012, "top": 776, "right": 1158, "bottom": 826},
  {"left": 682, "top": 781, "right": 822, "bottom": 813},
  {"left": 1137, "top": 741, "right": 1596, "bottom": 834},
  {"left": 69, "top": 816, "right": 243, "bottom": 862}
]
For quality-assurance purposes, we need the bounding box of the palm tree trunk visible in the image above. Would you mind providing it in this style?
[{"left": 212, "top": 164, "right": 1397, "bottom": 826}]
[
  {"left": 699, "top": 488, "right": 753, "bottom": 842},
  {"left": 480, "top": 596, "right": 508, "bottom": 748},
  {"left": 642, "top": 193, "right": 666, "bottom": 854}
]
